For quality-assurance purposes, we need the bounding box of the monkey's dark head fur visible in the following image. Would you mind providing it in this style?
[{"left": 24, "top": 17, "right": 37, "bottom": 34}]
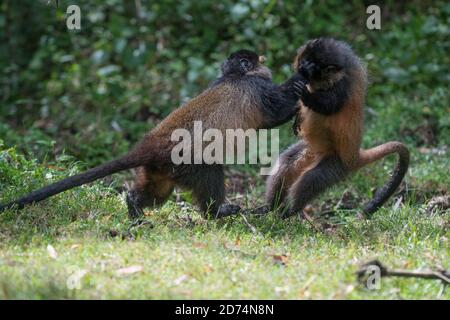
[
  {"left": 294, "top": 38, "right": 364, "bottom": 90},
  {"left": 221, "top": 49, "right": 272, "bottom": 79}
]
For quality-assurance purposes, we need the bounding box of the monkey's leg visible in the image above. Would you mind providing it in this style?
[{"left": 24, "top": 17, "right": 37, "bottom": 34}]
[
  {"left": 193, "top": 166, "right": 241, "bottom": 218},
  {"left": 265, "top": 163, "right": 293, "bottom": 210},
  {"left": 284, "top": 155, "right": 348, "bottom": 219},
  {"left": 178, "top": 164, "right": 240, "bottom": 218},
  {"left": 127, "top": 166, "right": 174, "bottom": 219},
  {"left": 265, "top": 142, "right": 309, "bottom": 209}
]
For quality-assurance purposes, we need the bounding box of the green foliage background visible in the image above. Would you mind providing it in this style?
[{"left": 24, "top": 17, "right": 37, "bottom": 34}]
[{"left": 0, "top": 0, "right": 448, "bottom": 167}]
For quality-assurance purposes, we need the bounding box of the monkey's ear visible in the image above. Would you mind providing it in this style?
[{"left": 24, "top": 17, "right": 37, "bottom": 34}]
[
  {"left": 296, "top": 44, "right": 307, "bottom": 56},
  {"left": 307, "top": 39, "right": 316, "bottom": 46},
  {"left": 293, "top": 45, "right": 307, "bottom": 70}
]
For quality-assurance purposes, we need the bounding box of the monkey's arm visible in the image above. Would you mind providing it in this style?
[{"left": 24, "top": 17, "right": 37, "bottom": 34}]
[
  {"left": 301, "top": 78, "right": 350, "bottom": 115},
  {"left": 253, "top": 74, "right": 306, "bottom": 128}
]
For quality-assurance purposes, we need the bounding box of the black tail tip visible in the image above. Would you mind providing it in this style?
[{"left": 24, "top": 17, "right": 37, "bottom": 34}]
[
  {"left": 362, "top": 203, "right": 380, "bottom": 217},
  {"left": 0, "top": 202, "right": 21, "bottom": 213}
]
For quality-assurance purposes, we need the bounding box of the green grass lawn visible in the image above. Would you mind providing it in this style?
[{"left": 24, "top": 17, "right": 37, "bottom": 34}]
[{"left": 0, "top": 139, "right": 448, "bottom": 299}]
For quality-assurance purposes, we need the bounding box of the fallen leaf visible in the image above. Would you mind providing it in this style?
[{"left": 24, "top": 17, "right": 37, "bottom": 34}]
[
  {"left": 115, "top": 265, "right": 143, "bottom": 276},
  {"left": 274, "top": 286, "right": 289, "bottom": 294},
  {"left": 193, "top": 242, "right": 207, "bottom": 249},
  {"left": 235, "top": 235, "right": 241, "bottom": 247},
  {"left": 271, "top": 254, "right": 289, "bottom": 266},
  {"left": 70, "top": 244, "right": 81, "bottom": 249},
  {"left": 303, "top": 205, "right": 314, "bottom": 214},
  {"left": 46, "top": 165, "right": 65, "bottom": 171},
  {"left": 143, "top": 210, "right": 154, "bottom": 216},
  {"left": 203, "top": 265, "right": 213, "bottom": 273},
  {"left": 173, "top": 274, "right": 189, "bottom": 285},
  {"left": 47, "top": 244, "right": 58, "bottom": 259}
]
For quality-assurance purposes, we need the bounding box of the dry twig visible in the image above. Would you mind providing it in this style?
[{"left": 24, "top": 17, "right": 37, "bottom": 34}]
[{"left": 356, "top": 259, "right": 450, "bottom": 285}]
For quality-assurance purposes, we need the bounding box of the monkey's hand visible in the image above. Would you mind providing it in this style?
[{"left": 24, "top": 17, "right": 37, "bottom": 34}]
[
  {"left": 299, "top": 90, "right": 314, "bottom": 109},
  {"left": 292, "top": 79, "right": 308, "bottom": 99},
  {"left": 298, "top": 60, "right": 317, "bottom": 81},
  {"left": 293, "top": 79, "right": 313, "bottom": 110}
]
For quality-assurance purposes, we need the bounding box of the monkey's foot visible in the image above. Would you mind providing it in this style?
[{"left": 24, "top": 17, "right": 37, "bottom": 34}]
[
  {"left": 126, "top": 192, "right": 144, "bottom": 219},
  {"left": 214, "top": 204, "right": 241, "bottom": 219}
]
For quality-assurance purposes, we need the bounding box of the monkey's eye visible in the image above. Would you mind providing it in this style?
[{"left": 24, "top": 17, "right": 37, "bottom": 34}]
[
  {"left": 240, "top": 58, "right": 252, "bottom": 71},
  {"left": 324, "top": 65, "right": 338, "bottom": 72}
]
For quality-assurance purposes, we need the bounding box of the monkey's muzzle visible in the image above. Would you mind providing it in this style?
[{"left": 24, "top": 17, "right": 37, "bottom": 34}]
[{"left": 258, "top": 55, "right": 266, "bottom": 63}]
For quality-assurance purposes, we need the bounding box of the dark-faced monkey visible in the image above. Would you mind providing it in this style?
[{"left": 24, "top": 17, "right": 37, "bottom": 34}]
[
  {"left": 1, "top": 50, "right": 306, "bottom": 218},
  {"left": 266, "top": 38, "right": 410, "bottom": 218}
]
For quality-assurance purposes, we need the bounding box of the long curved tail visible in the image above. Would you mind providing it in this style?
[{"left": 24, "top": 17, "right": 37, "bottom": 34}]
[
  {"left": 357, "top": 141, "right": 410, "bottom": 216},
  {"left": 0, "top": 151, "right": 147, "bottom": 213}
]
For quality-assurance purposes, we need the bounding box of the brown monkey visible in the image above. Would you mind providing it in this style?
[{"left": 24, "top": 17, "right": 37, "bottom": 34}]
[
  {"left": 0, "top": 50, "right": 305, "bottom": 218},
  {"left": 266, "top": 38, "right": 410, "bottom": 218}
]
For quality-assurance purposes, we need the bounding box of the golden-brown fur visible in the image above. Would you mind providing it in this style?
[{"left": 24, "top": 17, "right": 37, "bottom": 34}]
[{"left": 267, "top": 38, "right": 409, "bottom": 217}]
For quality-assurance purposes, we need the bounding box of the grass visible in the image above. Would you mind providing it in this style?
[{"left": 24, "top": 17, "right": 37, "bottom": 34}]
[{"left": 0, "top": 139, "right": 448, "bottom": 299}]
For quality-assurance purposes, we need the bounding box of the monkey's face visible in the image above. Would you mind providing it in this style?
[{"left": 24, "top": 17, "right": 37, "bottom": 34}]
[
  {"left": 294, "top": 38, "right": 348, "bottom": 87},
  {"left": 221, "top": 50, "right": 271, "bottom": 79}
]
